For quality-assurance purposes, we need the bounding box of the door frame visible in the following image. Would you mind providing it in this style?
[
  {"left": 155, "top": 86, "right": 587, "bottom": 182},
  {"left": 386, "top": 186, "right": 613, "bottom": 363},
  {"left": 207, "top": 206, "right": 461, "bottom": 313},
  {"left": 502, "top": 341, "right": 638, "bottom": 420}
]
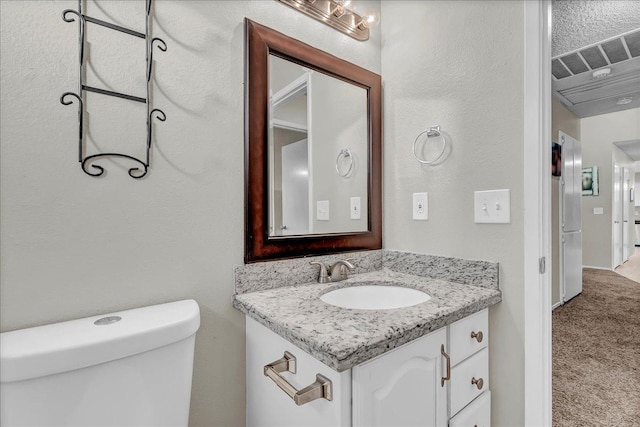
[
  {"left": 523, "top": 1, "right": 552, "bottom": 425},
  {"left": 613, "top": 163, "right": 622, "bottom": 268},
  {"left": 623, "top": 167, "right": 630, "bottom": 262}
]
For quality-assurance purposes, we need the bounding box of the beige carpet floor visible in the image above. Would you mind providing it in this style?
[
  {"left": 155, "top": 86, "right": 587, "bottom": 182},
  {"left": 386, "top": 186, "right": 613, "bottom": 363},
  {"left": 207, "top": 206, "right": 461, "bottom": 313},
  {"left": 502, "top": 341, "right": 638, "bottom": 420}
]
[{"left": 552, "top": 268, "right": 640, "bottom": 426}]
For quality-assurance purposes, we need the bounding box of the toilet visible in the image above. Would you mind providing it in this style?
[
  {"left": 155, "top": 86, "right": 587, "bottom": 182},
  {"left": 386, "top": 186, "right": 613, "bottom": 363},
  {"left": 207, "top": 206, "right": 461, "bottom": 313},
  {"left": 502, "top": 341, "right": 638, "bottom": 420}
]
[{"left": 0, "top": 299, "right": 200, "bottom": 426}]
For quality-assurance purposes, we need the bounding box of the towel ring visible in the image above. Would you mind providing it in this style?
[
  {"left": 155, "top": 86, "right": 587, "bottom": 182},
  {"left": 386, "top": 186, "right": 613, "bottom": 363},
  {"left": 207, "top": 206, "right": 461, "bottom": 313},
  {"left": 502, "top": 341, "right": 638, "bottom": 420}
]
[
  {"left": 336, "top": 148, "right": 354, "bottom": 177},
  {"left": 413, "top": 125, "right": 447, "bottom": 165}
]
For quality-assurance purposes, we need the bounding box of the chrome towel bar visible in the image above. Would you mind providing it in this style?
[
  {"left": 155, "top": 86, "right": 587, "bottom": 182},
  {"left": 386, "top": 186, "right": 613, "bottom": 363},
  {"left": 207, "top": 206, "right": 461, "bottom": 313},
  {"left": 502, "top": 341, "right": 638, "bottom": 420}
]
[{"left": 264, "top": 351, "right": 333, "bottom": 406}]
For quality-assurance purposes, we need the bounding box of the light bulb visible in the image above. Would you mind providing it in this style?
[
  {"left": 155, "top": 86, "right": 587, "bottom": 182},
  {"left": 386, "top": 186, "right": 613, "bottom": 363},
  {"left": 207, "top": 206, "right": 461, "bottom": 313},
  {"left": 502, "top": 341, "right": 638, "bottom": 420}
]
[
  {"left": 364, "top": 10, "right": 380, "bottom": 26},
  {"left": 356, "top": 9, "right": 380, "bottom": 30}
]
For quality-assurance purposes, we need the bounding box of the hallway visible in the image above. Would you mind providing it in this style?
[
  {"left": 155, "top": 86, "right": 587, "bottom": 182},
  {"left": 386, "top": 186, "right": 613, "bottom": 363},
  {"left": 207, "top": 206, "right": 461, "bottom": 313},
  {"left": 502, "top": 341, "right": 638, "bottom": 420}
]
[
  {"left": 614, "top": 247, "right": 640, "bottom": 283},
  {"left": 552, "top": 268, "right": 640, "bottom": 426}
]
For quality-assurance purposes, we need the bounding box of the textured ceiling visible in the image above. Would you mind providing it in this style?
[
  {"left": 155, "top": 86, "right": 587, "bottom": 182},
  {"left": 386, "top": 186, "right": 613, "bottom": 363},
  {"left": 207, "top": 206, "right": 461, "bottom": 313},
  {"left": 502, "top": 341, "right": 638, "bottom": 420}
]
[
  {"left": 552, "top": 0, "right": 640, "bottom": 57},
  {"left": 552, "top": 0, "right": 640, "bottom": 118}
]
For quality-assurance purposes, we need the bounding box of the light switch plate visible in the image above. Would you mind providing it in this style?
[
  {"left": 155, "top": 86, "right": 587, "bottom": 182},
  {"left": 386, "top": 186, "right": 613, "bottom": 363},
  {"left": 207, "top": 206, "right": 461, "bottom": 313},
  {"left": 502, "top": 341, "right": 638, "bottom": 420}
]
[
  {"left": 413, "top": 192, "right": 428, "bottom": 220},
  {"left": 593, "top": 207, "right": 604, "bottom": 215},
  {"left": 317, "top": 200, "right": 330, "bottom": 221},
  {"left": 474, "top": 189, "right": 510, "bottom": 223},
  {"left": 350, "top": 197, "right": 361, "bottom": 219}
]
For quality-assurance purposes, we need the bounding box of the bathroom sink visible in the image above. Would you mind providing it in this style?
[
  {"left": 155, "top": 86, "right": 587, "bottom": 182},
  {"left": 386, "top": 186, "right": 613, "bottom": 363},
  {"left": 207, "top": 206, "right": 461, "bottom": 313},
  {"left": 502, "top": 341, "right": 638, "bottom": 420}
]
[{"left": 320, "top": 285, "right": 431, "bottom": 310}]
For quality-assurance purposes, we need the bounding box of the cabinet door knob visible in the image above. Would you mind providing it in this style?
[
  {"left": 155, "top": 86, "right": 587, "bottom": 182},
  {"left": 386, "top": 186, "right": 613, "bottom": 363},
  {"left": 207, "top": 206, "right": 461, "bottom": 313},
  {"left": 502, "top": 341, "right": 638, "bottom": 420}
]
[
  {"left": 471, "top": 377, "right": 484, "bottom": 390},
  {"left": 471, "top": 330, "right": 483, "bottom": 343}
]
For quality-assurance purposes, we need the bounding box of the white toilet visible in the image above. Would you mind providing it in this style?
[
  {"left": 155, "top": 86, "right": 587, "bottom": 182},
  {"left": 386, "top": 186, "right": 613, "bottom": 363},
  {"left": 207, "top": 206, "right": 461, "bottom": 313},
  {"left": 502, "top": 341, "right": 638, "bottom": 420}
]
[{"left": 0, "top": 299, "right": 200, "bottom": 427}]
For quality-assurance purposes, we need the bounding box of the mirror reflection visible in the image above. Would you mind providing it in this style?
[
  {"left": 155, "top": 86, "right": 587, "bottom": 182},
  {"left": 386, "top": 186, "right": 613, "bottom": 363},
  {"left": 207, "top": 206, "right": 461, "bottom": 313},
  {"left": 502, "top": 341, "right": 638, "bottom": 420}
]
[{"left": 268, "top": 54, "right": 369, "bottom": 237}]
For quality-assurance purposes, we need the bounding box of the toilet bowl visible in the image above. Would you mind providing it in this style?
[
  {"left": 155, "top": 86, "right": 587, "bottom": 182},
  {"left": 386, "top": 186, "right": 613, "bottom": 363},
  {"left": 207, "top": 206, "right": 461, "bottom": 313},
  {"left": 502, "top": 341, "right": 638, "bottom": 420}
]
[{"left": 0, "top": 299, "right": 200, "bottom": 426}]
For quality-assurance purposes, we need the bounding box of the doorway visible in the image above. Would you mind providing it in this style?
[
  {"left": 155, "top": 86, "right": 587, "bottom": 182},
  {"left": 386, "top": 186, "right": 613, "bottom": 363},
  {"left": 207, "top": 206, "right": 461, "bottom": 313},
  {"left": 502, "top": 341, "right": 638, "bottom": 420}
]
[{"left": 546, "top": 1, "right": 640, "bottom": 424}]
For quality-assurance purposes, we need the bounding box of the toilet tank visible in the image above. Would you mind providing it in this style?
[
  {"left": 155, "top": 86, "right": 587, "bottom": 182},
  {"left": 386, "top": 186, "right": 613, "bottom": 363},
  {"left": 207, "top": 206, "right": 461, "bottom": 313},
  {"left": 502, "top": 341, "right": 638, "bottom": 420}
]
[{"left": 0, "top": 299, "right": 200, "bottom": 427}]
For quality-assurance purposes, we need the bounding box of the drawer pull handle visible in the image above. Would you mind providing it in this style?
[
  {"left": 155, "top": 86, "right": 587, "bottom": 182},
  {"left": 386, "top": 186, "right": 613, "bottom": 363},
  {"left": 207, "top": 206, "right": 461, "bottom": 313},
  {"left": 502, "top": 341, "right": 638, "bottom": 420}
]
[
  {"left": 471, "top": 376, "right": 484, "bottom": 390},
  {"left": 471, "top": 330, "right": 484, "bottom": 343},
  {"left": 441, "top": 344, "right": 451, "bottom": 387},
  {"left": 264, "top": 351, "right": 333, "bottom": 405}
]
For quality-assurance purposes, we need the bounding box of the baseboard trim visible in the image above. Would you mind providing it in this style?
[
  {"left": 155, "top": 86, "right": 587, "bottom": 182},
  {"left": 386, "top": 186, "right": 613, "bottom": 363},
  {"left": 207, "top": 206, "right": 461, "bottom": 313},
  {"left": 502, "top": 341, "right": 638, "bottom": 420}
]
[
  {"left": 583, "top": 265, "right": 613, "bottom": 271},
  {"left": 552, "top": 301, "right": 562, "bottom": 310}
]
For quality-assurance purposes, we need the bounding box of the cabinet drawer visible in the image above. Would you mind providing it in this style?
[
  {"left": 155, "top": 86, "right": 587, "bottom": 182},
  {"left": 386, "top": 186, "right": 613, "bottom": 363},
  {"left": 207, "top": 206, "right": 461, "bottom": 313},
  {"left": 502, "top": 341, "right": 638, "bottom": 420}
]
[
  {"left": 449, "top": 348, "right": 488, "bottom": 417},
  {"left": 449, "top": 309, "right": 488, "bottom": 366},
  {"left": 449, "top": 391, "right": 491, "bottom": 427}
]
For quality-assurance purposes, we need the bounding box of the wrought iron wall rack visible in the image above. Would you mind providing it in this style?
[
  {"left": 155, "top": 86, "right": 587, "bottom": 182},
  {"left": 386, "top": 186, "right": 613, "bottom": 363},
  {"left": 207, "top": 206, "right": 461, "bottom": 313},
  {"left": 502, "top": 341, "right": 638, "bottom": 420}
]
[{"left": 61, "top": 0, "right": 167, "bottom": 179}]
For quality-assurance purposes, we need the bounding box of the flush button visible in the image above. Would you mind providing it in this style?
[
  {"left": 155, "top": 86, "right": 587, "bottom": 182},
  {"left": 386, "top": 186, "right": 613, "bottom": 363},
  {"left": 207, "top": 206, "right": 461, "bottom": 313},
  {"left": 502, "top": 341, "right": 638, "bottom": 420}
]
[{"left": 94, "top": 316, "right": 121, "bottom": 325}]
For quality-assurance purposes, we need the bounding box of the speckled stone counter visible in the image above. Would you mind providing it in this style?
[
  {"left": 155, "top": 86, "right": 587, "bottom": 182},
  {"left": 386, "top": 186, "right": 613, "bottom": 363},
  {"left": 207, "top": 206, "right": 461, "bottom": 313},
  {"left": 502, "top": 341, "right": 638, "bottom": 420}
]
[{"left": 233, "top": 268, "right": 501, "bottom": 372}]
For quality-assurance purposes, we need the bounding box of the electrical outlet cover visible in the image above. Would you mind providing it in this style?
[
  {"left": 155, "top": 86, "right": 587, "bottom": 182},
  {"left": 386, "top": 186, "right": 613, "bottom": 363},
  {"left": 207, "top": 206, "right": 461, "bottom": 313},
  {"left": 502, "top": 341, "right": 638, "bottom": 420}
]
[
  {"left": 350, "top": 197, "right": 361, "bottom": 220},
  {"left": 413, "top": 192, "right": 428, "bottom": 220}
]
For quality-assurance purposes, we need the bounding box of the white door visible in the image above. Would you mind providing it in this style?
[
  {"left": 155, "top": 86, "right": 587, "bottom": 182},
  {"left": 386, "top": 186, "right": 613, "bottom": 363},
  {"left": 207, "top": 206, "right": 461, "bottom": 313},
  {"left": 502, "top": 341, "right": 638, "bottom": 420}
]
[
  {"left": 613, "top": 164, "right": 622, "bottom": 268},
  {"left": 281, "top": 139, "right": 309, "bottom": 235},
  {"left": 352, "top": 328, "right": 447, "bottom": 427},
  {"left": 623, "top": 167, "right": 630, "bottom": 262}
]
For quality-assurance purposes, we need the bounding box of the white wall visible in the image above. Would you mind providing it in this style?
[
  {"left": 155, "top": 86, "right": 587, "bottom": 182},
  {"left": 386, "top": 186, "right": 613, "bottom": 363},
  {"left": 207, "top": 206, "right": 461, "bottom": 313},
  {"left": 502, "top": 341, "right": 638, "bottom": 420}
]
[
  {"left": 580, "top": 108, "right": 640, "bottom": 268},
  {"left": 0, "top": 1, "right": 380, "bottom": 426},
  {"left": 380, "top": 2, "right": 524, "bottom": 425}
]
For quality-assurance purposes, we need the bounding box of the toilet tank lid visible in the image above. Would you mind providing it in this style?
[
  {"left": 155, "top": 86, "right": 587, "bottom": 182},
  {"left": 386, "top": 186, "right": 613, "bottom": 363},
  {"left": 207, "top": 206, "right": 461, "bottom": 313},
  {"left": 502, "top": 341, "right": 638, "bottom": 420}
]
[{"left": 1, "top": 299, "right": 200, "bottom": 383}]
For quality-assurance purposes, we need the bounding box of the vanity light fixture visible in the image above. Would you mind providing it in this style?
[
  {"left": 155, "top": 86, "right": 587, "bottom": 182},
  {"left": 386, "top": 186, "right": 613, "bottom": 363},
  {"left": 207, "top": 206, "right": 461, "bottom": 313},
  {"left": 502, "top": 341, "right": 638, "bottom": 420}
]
[{"left": 277, "top": 0, "right": 379, "bottom": 41}]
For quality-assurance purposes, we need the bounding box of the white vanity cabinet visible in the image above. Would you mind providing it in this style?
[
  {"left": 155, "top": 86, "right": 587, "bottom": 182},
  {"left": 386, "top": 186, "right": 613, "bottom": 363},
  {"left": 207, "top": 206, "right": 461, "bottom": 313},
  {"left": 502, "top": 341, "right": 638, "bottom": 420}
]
[{"left": 246, "top": 309, "right": 490, "bottom": 427}]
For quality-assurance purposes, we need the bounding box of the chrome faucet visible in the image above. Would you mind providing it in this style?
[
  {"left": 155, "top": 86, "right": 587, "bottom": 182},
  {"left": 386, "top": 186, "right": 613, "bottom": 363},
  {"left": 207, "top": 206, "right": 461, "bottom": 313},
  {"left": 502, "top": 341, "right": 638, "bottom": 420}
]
[
  {"left": 329, "top": 259, "right": 355, "bottom": 282},
  {"left": 310, "top": 259, "right": 356, "bottom": 283}
]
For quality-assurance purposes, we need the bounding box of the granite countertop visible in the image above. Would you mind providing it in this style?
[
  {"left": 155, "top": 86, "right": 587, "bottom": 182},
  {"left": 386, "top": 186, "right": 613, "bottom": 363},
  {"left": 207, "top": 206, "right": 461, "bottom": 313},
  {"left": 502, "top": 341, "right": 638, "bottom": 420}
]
[{"left": 233, "top": 267, "right": 501, "bottom": 372}]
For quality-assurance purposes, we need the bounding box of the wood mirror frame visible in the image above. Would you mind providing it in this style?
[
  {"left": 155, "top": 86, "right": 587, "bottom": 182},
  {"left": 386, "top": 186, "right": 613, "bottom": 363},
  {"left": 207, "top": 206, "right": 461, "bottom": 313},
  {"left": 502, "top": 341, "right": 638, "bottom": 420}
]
[{"left": 244, "top": 18, "right": 381, "bottom": 263}]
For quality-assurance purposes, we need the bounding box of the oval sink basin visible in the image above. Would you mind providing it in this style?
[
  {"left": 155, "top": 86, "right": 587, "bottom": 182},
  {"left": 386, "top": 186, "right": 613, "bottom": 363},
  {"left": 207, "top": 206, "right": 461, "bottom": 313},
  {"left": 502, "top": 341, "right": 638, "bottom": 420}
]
[{"left": 320, "top": 285, "right": 431, "bottom": 310}]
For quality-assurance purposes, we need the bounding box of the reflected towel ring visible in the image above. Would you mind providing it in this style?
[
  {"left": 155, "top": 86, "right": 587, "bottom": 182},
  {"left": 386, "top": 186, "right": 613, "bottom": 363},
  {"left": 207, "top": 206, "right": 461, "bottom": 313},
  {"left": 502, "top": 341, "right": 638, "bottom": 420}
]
[
  {"left": 413, "top": 125, "right": 447, "bottom": 165},
  {"left": 336, "top": 148, "right": 354, "bottom": 177}
]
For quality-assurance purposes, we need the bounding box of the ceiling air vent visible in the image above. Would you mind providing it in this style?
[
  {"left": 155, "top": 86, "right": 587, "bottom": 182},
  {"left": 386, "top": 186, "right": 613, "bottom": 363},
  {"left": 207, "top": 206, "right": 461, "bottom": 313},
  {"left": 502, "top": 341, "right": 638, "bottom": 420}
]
[
  {"left": 601, "top": 38, "right": 628, "bottom": 64},
  {"left": 625, "top": 30, "right": 640, "bottom": 58},
  {"left": 552, "top": 28, "right": 640, "bottom": 80},
  {"left": 560, "top": 52, "right": 589, "bottom": 74},
  {"left": 579, "top": 46, "right": 608, "bottom": 69}
]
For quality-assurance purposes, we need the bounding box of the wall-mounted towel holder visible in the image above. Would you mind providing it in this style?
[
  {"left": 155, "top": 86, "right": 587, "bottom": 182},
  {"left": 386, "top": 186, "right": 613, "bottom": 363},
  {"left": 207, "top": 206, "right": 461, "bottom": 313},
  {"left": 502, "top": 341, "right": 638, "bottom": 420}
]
[
  {"left": 60, "top": 0, "right": 167, "bottom": 179},
  {"left": 413, "top": 125, "right": 448, "bottom": 165},
  {"left": 336, "top": 148, "right": 354, "bottom": 178}
]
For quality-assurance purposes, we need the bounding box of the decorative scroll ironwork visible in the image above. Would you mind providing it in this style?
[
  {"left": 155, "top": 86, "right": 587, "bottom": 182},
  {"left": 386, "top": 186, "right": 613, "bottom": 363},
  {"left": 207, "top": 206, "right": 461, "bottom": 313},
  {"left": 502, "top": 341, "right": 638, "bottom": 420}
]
[{"left": 60, "top": 0, "right": 167, "bottom": 178}]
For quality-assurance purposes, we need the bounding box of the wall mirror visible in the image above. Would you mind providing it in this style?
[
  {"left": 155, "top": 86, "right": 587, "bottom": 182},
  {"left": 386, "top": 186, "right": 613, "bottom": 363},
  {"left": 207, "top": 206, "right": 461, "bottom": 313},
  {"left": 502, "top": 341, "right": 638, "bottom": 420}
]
[{"left": 245, "top": 19, "right": 381, "bottom": 262}]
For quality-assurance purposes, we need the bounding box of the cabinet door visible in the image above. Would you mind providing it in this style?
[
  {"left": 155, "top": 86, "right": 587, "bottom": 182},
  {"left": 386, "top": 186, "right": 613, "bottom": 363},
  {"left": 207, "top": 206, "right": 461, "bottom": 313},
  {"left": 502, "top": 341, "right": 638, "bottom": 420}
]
[{"left": 352, "top": 328, "right": 447, "bottom": 427}]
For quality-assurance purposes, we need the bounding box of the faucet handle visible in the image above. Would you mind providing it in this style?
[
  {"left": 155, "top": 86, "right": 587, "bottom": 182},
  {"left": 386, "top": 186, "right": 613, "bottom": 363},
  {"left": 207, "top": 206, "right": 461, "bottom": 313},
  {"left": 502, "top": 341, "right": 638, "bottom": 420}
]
[{"left": 309, "top": 261, "right": 331, "bottom": 283}]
